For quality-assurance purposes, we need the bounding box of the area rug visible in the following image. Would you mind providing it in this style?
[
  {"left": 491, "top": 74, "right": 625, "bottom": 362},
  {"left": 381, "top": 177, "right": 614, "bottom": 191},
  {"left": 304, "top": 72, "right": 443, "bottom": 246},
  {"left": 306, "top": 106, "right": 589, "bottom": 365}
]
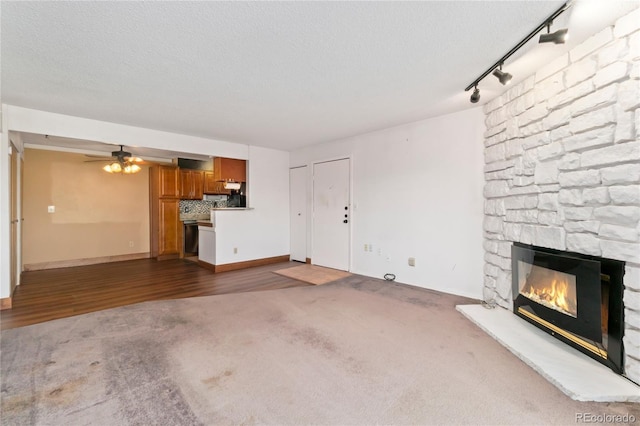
[
  {"left": 2, "top": 276, "right": 638, "bottom": 425},
  {"left": 273, "top": 264, "right": 351, "bottom": 285}
]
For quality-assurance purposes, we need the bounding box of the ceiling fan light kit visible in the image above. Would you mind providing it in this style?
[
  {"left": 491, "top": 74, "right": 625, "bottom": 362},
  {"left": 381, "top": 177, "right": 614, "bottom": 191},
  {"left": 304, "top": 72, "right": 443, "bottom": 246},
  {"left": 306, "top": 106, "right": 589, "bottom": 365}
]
[
  {"left": 99, "top": 145, "right": 143, "bottom": 174},
  {"left": 464, "top": 2, "right": 570, "bottom": 103}
]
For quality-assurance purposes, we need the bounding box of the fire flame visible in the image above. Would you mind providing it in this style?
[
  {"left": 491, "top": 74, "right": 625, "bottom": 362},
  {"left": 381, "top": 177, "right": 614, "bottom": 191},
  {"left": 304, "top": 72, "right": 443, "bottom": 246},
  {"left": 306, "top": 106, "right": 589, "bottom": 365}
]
[{"left": 520, "top": 264, "right": 577, "bottom": 318}]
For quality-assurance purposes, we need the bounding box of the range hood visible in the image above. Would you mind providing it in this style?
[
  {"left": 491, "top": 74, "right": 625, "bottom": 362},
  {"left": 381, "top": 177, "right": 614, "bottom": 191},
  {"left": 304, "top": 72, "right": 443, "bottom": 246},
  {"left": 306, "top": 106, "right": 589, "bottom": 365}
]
[{"left": 224, "top": 182, "right": 241, "bottom": 190}]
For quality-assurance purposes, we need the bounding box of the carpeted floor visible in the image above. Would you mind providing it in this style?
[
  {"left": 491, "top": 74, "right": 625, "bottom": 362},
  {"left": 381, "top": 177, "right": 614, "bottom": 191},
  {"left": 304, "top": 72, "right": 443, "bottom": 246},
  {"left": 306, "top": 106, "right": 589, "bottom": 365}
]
[
  {"left": 1, "top": 275, "right": 638, "bottom": 425},
  {"left": 273, "top": 264, "right": 352, "bottom": 285}
]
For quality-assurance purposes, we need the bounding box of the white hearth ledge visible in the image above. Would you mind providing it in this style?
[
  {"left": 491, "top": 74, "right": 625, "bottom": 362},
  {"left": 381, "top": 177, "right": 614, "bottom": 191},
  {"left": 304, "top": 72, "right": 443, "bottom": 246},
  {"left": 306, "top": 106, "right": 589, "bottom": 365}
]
[{"left": 457, "top": 304, "right": 640, "bottom": 402}]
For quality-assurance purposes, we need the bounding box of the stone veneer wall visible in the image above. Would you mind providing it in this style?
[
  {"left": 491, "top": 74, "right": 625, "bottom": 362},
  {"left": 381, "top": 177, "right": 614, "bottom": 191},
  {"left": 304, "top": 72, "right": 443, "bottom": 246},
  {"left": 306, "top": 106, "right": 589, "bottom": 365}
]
[{"left": 482, "top": 8, "right": 640, "bottom": 384}]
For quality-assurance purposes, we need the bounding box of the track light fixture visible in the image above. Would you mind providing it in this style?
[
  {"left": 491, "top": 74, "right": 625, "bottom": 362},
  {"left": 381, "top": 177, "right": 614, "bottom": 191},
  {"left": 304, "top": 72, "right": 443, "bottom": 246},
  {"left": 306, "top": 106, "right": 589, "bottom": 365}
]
[
  {"left": 470, "top": 86, "right": 480, "bottom": 103},
  {"left": 464, "top": 2, "right": 570, "bottom": 103},
  {"left": 539, "top": 25, "right": 569, "bottom": 44},
  {"left": 493, "top": 64, "right": 512, "bottom": 86}
]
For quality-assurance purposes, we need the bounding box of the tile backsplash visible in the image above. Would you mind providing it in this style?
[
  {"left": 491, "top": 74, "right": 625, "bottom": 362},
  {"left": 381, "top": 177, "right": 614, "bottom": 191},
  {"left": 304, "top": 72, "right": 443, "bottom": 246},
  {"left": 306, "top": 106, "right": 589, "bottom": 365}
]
[{"left": 179, "top": 199, "right": 227, "bottom": 214}]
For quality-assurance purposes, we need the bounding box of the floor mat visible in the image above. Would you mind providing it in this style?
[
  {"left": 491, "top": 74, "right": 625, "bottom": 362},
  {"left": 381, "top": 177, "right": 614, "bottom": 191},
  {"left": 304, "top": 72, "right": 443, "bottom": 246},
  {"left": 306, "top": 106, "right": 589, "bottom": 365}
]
[{"left": 273, "top": 264, "right": 351, "bottom": 285}]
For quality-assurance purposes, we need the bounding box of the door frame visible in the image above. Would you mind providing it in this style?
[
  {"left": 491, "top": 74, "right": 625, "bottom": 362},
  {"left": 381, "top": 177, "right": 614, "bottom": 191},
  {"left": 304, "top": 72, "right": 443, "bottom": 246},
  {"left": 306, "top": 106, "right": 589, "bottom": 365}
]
[
  {"left": 9, "top": 141, "right": 22, "bottom": 295},
  {"left": 289, "top": 165, "right": 308, "bottom": 263},
  {"left": 311, "top": 156, "right": 352, "bottom": 272}
]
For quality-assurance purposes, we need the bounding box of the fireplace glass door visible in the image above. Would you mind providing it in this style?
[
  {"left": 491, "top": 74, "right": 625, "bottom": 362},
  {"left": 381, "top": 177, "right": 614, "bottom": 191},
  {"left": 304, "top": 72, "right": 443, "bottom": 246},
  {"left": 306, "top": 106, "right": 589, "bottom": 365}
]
[
  {"left": 517, "top": 261, "right": 578, "bottom": 318},
  {"left": 511, "top": 243, "right": 624, "bottom": 374}
]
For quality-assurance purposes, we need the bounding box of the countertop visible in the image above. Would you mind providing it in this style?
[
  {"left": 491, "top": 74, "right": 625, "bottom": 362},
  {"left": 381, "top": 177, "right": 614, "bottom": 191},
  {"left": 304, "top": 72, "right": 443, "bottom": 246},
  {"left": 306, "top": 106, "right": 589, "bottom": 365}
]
[
  {"left": 197, "top": 220, "right": 214, "bottom": 227},
  {"left": 180, "top": 208, "right": 253, "bottom": 222}
]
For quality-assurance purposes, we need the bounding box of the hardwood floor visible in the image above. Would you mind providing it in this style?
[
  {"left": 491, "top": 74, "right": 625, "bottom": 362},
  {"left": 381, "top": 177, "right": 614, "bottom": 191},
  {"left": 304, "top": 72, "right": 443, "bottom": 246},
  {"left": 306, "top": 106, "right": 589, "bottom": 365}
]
[{"left": 1, "top": 259, "right": 311, "bottom": 330}]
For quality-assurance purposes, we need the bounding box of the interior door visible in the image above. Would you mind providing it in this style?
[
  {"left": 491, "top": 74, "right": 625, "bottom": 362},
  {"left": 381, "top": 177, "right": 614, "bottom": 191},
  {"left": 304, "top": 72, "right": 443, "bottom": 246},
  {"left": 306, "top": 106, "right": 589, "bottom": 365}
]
[
  {"left": 289, "top": 166, "right": 307, "bottom": 262},
  {"left": 312, "top": 159, "right": 350, "bottom": 271}
]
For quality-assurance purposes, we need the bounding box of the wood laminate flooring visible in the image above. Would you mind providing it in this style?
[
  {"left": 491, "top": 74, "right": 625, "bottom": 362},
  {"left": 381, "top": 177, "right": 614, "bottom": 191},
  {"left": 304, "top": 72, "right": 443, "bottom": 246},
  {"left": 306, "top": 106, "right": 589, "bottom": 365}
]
[{"left": 1, "top": 258, "right": 311, "bottom": 330}]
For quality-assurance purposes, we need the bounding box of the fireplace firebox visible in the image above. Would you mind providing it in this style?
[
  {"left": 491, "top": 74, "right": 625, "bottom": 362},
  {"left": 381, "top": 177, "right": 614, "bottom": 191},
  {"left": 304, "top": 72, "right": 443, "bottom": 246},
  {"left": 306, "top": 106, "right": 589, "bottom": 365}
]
[{"left": 511, "top": 243, "right": 625, "bottom": 374}]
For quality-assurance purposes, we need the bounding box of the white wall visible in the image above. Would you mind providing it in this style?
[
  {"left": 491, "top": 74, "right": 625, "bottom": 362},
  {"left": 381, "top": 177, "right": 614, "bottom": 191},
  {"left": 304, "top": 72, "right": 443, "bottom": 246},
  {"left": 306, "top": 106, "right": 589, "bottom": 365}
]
[
  {"left": 291, "top": 107, "right": 486, "bottom": 299},
  {"left": 0, "top": 106, "right": 290, "bottom": 299},
  {"left": 214, "top": 146, "right": 290, "bottom": 265}
]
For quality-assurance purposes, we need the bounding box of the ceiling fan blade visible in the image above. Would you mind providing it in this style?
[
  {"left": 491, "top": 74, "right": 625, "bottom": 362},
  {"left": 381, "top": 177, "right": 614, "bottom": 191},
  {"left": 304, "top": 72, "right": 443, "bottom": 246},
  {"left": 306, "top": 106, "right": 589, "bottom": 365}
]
[{"left": 85, "top": 154, "right": 112, "bottom": 159}]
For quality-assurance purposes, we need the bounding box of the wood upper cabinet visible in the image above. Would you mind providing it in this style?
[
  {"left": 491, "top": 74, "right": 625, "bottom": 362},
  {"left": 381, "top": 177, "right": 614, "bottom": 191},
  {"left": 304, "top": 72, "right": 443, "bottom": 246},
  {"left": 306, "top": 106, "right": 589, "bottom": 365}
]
[
  {"left": 158, "top": 166, "right": 180, "bottom": 198},
  {"left": 204, "top": 171, "right": 230, "bottom": 195},
  {"left": 179, "top": 169, "right": 205, "bottom": 199},
  {"left": 192, "top": 171, "right": 204, "bottom": 199},
  {"left": 213, "top": 157, "right": 246, "bottom": 183}
]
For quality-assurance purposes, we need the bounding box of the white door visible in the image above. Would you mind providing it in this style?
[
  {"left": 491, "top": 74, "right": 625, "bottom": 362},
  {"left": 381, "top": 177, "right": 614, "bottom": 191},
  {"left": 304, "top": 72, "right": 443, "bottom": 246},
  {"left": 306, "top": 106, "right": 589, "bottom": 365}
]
[
  {"left": 289, "top": 166, "right": 307, "bottom": 262},
  {"left": 312, "top": 158, "right": 350, "bottom": 271}
]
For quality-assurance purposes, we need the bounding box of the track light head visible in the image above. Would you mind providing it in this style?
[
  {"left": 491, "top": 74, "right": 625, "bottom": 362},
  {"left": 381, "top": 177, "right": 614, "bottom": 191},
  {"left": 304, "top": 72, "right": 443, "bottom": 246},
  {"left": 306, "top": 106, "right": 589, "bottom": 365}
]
[
  {"left": 470, "top": 86, "right": 480, "bottom": 103},
  {"left": 492, "top": 66, "right": 512, "bottom": 85},
  {"left": 539, "top": 28, "right": 569, "bottom": 44}
]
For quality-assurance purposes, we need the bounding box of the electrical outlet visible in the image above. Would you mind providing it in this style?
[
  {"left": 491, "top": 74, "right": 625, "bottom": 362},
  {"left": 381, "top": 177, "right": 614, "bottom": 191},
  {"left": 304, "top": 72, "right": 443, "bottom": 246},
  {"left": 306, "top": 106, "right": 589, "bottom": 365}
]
[
  {"left": 408, "top": 257, "right": 415, "bottom": 267},
  {"left": 129, "top": 241, "right": 134, "bottom": 248},
  {"left": 369, "top": 244, "right": 373, "bottom": 252},
  {"left": 377, "top": 248, "right": 381, "bottom": 256},
  {"left": 47, "top": 205, "right": 55, "bottom": 213},
  {"left": 364, "top": 244, "right": 368, "bottom": 252},
  {"left": 233, "top": 247, "right": 238, "bottom": 254}
]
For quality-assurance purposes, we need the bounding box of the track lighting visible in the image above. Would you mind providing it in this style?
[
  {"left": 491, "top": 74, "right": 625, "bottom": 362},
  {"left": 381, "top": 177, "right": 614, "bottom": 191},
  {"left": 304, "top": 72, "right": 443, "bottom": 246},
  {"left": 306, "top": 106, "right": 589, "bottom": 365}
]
[
  {"left": 493, "top": 65, "right": 512, "bottom": 86},
  {"left": 539, "top": 26, "right": 568, "bottom": 44},
  {"left": 464, "top": 2, "right": 570, "bottom": 101},
  {"left": 470, "top": 86, "right": 480, "bottom": 103}
]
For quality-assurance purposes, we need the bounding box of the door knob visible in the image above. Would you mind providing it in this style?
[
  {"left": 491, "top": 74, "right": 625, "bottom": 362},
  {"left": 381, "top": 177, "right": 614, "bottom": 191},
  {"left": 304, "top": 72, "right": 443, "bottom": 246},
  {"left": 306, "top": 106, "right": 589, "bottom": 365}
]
[{"left": 343, "top": 219, "right": 348, "bottom": 223}]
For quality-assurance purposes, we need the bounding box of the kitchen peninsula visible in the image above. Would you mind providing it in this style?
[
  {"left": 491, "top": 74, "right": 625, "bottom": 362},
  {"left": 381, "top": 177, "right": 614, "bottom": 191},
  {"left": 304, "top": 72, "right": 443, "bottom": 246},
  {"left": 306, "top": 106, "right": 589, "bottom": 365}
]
[{"left": 198, "top": 207, "right": 290, "bottom": 273}]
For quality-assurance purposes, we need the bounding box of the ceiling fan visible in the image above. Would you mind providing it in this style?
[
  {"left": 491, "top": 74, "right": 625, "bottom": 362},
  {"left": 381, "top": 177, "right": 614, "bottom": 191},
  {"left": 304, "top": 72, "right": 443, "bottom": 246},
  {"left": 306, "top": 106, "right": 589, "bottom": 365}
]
[{"left": 85, "top": 145, "right": 144, "bottom": 174}]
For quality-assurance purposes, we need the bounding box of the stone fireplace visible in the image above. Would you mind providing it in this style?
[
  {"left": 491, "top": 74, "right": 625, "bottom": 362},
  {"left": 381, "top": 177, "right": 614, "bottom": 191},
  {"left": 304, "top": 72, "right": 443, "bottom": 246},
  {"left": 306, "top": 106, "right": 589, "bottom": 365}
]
[{"left": 482, "top": 8, "right": 640, "bottom": 384}]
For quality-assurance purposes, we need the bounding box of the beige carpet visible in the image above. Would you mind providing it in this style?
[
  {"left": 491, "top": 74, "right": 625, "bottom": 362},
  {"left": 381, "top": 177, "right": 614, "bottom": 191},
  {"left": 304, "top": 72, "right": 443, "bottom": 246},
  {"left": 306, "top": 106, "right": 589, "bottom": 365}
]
[
  {"left": 2, "top": 275, "right": 638, "bottom": 425},
  {"left": 273, "top": 264, "right": 351, "bottom": 285}
]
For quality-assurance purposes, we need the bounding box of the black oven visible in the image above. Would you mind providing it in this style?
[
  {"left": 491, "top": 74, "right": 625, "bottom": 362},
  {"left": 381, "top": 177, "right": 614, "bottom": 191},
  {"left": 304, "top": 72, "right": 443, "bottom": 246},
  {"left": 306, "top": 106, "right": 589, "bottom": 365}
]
[{"left": 183, "top": 221, "right": 198, "bottom": 256}]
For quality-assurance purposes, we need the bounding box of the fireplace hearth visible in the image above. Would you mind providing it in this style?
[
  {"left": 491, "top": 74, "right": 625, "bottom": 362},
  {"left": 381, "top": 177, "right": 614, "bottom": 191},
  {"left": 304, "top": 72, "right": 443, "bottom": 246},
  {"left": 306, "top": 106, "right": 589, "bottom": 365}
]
[{"left": 512, "top": 243, "right": 625, "bottom": 374}]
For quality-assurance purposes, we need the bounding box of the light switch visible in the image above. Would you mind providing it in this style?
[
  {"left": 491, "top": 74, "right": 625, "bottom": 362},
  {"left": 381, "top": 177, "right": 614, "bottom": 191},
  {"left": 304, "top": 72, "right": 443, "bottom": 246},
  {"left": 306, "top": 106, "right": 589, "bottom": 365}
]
[{"left": 47, "top": 205, "right": 55, "bottom": 213}]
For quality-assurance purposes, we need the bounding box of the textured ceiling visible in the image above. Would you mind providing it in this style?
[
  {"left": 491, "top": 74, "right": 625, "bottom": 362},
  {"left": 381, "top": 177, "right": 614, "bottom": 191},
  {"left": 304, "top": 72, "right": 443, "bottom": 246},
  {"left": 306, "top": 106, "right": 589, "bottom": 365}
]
[{"left": 1, "top": 1, "right": 636, "bottom": 151}]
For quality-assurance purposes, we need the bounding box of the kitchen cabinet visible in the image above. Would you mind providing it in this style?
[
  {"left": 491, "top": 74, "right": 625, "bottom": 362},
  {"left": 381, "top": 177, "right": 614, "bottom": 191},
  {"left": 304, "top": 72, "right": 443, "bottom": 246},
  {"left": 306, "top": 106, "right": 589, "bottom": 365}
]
[
  {"left": 204, "top": 171, "right": 230, "bottom": 195},
  {"left": 158, "top": 165, "right": 180, "bottom": 198},
  {"left": 156, "top": 199, "right": 181, "bottom": 257},
  {"left": 180, "top": 169, "right": 204, "bottom": 199},
  {"left": 150, "top": 166, "right": 181, "bottom": 260},
  {"left": 213, "top": 157, "right": 246, "bottom": 183}
]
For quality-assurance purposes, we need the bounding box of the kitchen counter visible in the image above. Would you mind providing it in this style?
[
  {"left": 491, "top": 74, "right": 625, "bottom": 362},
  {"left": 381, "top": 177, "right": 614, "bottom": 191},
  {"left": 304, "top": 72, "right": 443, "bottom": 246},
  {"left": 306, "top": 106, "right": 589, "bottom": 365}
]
[
  {"left": 197, "top": 220, "right": 213, "bottom": 227},
  {"left": 180, "top": 213, "right": 209, "bottom": 222},
  {"left": 210, "top": 207, "right": 254, "bottom": 211}
]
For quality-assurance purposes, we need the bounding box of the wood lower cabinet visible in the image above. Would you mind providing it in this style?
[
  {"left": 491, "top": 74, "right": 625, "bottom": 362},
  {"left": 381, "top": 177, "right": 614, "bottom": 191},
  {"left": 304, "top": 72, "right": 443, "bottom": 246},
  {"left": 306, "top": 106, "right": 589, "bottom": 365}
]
[
  {"left": 156, "top": 199, "right": 181, "bottom": 257},
  {"left": 150, "top": 166, "right": 181, "bottom": 259}
]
